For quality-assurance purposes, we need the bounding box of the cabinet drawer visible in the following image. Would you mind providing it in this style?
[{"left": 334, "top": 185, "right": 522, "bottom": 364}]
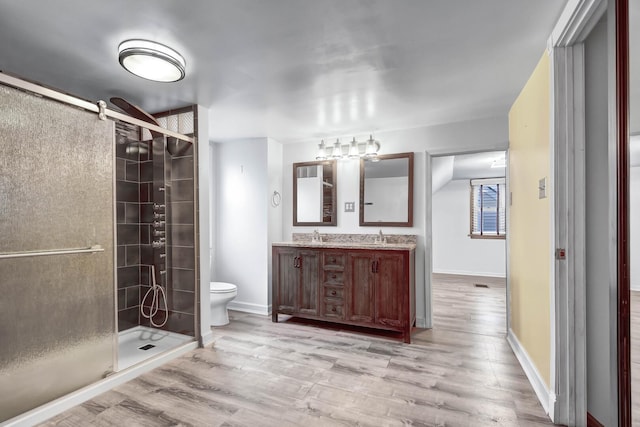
[
  {"left": 322, "top": 301, "right": 344, "bottom": 318},
  {"left": 323, "top": 271, "right": 343, "bottom": 284},
  {"left": 323, "top": 253, "right": 345, "bottom": 269},
  {"left": 323, "top": 286, "right": 344, "bottom": 299}
]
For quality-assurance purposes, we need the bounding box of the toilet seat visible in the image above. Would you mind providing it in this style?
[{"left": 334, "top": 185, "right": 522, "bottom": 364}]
[{"left": 210, "top": 282, "right": 237, "bottom": 293}]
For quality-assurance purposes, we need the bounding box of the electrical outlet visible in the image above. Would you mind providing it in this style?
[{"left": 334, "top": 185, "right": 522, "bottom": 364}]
[{"left": 344, "top": 202, "right": 355, "bottom": 212}]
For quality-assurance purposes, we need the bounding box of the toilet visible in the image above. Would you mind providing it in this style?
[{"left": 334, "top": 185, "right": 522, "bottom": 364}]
[{"left": 209, "top": 282, "right": 238, "bottom": 326}]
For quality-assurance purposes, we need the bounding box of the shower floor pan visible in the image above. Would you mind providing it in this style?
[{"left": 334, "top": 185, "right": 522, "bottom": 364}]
[{"left": 118, "top": 326, "right": 193, "bottom": 371}]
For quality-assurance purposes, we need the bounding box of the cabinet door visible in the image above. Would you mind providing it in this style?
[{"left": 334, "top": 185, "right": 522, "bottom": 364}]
[
  {"left": 347, "top": 253, "right": 375, "bottom": 323},
  {"left": 298, "top": 249, "right": 320, "bottom": 315},
  {"left": 375, "top": 252, "right": 405, "bottom": 327},
  {"left": 274, "top": 248, "right": 298, "bottom": 313}
]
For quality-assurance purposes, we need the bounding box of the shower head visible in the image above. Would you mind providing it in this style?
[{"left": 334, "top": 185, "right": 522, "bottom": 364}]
[{"left": 125, "top": 141, "right": 149, "bottom": 155}]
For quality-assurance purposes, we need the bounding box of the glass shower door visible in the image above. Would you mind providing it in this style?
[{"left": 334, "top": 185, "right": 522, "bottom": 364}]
[{"left": 0, "top": 84, "right": 116, "bottom": 422}]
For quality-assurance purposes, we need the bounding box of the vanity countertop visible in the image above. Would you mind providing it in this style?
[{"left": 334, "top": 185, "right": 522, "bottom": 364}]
[{"left": 272, "top": 241, "right": 416, "bottom": 251}]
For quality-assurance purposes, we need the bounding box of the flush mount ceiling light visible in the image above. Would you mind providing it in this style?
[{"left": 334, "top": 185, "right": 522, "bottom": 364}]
[{"left": 118, "top": 39, "right": 186, "bottom": 82}]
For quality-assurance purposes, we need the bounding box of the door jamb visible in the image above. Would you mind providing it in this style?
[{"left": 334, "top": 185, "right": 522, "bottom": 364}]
[{"left": 548, "top": 0, "right": 608, "bottom": 424}]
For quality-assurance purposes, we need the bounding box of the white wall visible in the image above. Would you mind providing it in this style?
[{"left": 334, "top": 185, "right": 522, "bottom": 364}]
[
  {"left": 267, "top": 138, "right": 284, "bottom": 308},
  {"left": 214, "top": 138, "right": 271, "bottom": 314},
  {"left": 432, "top": 179, "right": 506, "bottom": 277},
  {"left": 282, "top": 116, "right": 509, "bottom": 327},
  {"left": 197, "top": 106, "right": 212, "bottom": 344}
]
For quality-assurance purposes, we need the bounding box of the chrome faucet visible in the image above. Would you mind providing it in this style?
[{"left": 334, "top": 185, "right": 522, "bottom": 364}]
[
  {"left": 312, "top": 229, "right": 322, "bottom": 243},
  {"left": 375, "top": 229, "right": 387, "bottom": 244}
]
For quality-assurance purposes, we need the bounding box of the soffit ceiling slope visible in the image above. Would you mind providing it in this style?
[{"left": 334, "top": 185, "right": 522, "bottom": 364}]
[{"left": 0, "top": 1, "right": 567, "bottom": 143}]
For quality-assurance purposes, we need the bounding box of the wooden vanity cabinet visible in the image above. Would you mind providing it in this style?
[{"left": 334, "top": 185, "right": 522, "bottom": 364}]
[
  {"left": 348, "top": 251, "right": 407, "bottom": 329},
  {"left": 272, "top": 247, "right": 320, "bottom": 317},
  {"left": 272, "top": 245, "right": 415, "bottom": 343}
]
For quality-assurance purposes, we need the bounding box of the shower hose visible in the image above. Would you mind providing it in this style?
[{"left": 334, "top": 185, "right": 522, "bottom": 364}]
[{"left": 141, "top": 265, "right": 168, "bottom": 327}]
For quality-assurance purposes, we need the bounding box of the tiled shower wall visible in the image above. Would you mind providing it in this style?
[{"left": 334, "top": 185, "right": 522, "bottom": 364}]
[
  {"left": 114, "top": 106, "right": 197, "bottom": 336},
  {"left": 116, "top": 129, "right": 154, "bottom": 332},
  {"left": 145, "top": 106, "right": 197, "bottom": 335}
]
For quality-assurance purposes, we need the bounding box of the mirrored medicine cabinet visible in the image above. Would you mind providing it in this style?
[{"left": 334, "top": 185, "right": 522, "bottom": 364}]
[
  {"left": 360, "top": 152, "right": 414, "bottom": 227},
  {"left": 293, "top": 160, "right": 337, "bottom": 226}
]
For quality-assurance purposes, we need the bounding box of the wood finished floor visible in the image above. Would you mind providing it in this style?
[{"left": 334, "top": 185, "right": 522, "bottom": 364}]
[
  {"left": 41, "top": 275, "right": 551, "bottom": 427},
  {"left": 432, "top": 274, "right": 506, "bottom": 338}
]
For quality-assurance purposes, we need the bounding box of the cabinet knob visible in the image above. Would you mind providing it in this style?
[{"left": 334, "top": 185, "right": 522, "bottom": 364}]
[
  {"left": 331, "top": 290, "right": 337, "bottom": 296},
  {"left": 331, "top": 307, "right": 337, "bottom": 312},
  {"left": 330, "top": 258, "right": 335, "bottom": 263},
  {"left": 332, "top": 274, "right": 337, "bottom": 279}
]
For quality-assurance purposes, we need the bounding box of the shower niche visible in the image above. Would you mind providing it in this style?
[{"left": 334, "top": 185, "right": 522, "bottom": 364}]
[{"left": 115, "top": 106, "right": 197, "bottom": 343}]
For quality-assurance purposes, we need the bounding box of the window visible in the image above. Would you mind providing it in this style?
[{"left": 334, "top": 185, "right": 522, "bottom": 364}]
[{"left": 470, "top": 178, "right": 506, "bottom": 239}]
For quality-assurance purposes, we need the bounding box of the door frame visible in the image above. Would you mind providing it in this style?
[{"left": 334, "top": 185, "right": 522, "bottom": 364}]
[
  {"left": 423, "top": 149, "right": 509, "bottom": 330},
  {"left": 549, "top": 0, "right": 613, "bottom": 424}
]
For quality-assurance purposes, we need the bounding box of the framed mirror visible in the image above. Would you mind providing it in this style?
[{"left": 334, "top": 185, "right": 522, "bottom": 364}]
[
  {"left": 293, "top": 160, "right": 337, "bottom": 226},
  {"left": 360, "top": 152, "right": 414, "bottom": 227}
]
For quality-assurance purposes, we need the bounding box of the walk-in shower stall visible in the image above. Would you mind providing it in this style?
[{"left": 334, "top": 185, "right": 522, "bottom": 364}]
[{"left": 0, "top": 74, "right": 199, "bottom": 423}]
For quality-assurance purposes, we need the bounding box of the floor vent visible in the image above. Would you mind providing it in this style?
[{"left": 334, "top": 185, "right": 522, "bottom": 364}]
[
  {"left": 474, "top": 284, "right": 489, "bottom": 288},
  {"left": 139, "top": 344, "right": 155, "bottom": 351}
]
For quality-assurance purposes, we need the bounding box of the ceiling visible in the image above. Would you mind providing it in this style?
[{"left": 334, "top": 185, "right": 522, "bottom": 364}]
[
  {"left": 431, "top": 151, "right": 505, "bottom": 194},
  {"left": 0, "top": 1, "right": 567, "bottom": 143}
]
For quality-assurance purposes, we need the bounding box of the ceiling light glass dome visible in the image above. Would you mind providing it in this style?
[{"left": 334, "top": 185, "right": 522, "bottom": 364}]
[{"left": 118, "top": 39, "right": 186, "bottom": 82}]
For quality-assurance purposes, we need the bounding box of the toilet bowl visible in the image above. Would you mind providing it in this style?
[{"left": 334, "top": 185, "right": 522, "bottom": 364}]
[{"left": 210, "top": 282, "right": 237, "bottom": 326}]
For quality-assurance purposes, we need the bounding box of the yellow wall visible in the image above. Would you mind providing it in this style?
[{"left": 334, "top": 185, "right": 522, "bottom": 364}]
[{"left": 508, "top": 52, "right": 551, "bottom": 387}]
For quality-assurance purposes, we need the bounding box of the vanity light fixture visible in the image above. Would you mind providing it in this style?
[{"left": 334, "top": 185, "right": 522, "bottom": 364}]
[
  {"left": 315, "top": 139, "right": 328, "bottom": 160},
  {"left": 348, "top": 137, "right": 359, "bottom": 159},
  {"left": 118, "top": 39, "right": 186, "bottom": 82},
  {"left": 364, "top": 135, "right": 380, "bottom": 161},
  {"left": 315, "top": 135, "right": 381, "bottom": 161},
  {"left": 331, "top": 139, "right": 343, "bottom": 159}
]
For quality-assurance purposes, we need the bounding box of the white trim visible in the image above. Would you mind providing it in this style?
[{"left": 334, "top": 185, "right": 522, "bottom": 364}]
[
  {"left": 415, "top": 317, "right": 426, "bottom": 328},
  {"left": 470, "top": 177, "right": 505, "bottom": 186},
  {"left": 551, "top": 0, "right": 608, "bottom": 46},
  {"left": 505, "top": 149, "right": 511, "bottom": 334},
  {"left": 1, "top": 341, "right": 198, "bottom": 427},
  {"left": 201, "top": 330, "right": 215, "bottom": 346},
  {"left": 432, "top": 269, "right": 506, "bottom": 279},
  {"left": 424, "top": 151, "right": 433, "bottom": 329},
  {"left": 507, "top": 330, "right": 554, "bottom": 416},
  {"left": 227, "top": 301, "right": 271, "bottom": 316}
]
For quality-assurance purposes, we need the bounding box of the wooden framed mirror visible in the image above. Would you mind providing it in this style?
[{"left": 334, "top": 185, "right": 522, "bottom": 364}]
[
  {"left": 293, "top": 160, "right": 337, "bottom": 226},
  {"left": 359, "top": 152, "right": 414, "bottom": 226}
]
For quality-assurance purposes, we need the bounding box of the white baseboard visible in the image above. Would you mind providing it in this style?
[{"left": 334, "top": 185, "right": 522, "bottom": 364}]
[
  {"left": 507, "top": 329, "right": 553, "bottom": 415},
  {"left": 415, "top": 317, "right": 427, "bottom": 328},
  {"left": 227, "top": 300, "right": 271, "bottom": 316},
  {"left": 2, "top": 341, "right": 198, "bottom": 427},
  {"left": 432, "top": 269, "right": 506, "bottom": 278},
  {"left": 200, "top": 330, "right": 215, "bottom": 347}
]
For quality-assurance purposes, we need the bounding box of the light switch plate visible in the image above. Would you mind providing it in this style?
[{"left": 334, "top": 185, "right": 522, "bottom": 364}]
[
  {"left": 344, "top": 202, "right": 355, "bottom": 212},
  {"left": 538, "top": 177, "right": 547, "bottom": 199}
]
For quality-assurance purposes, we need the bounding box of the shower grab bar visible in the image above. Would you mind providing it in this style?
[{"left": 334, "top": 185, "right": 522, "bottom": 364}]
[{"left": 0, "top": 245, "right": 104, "bottom": 260}]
